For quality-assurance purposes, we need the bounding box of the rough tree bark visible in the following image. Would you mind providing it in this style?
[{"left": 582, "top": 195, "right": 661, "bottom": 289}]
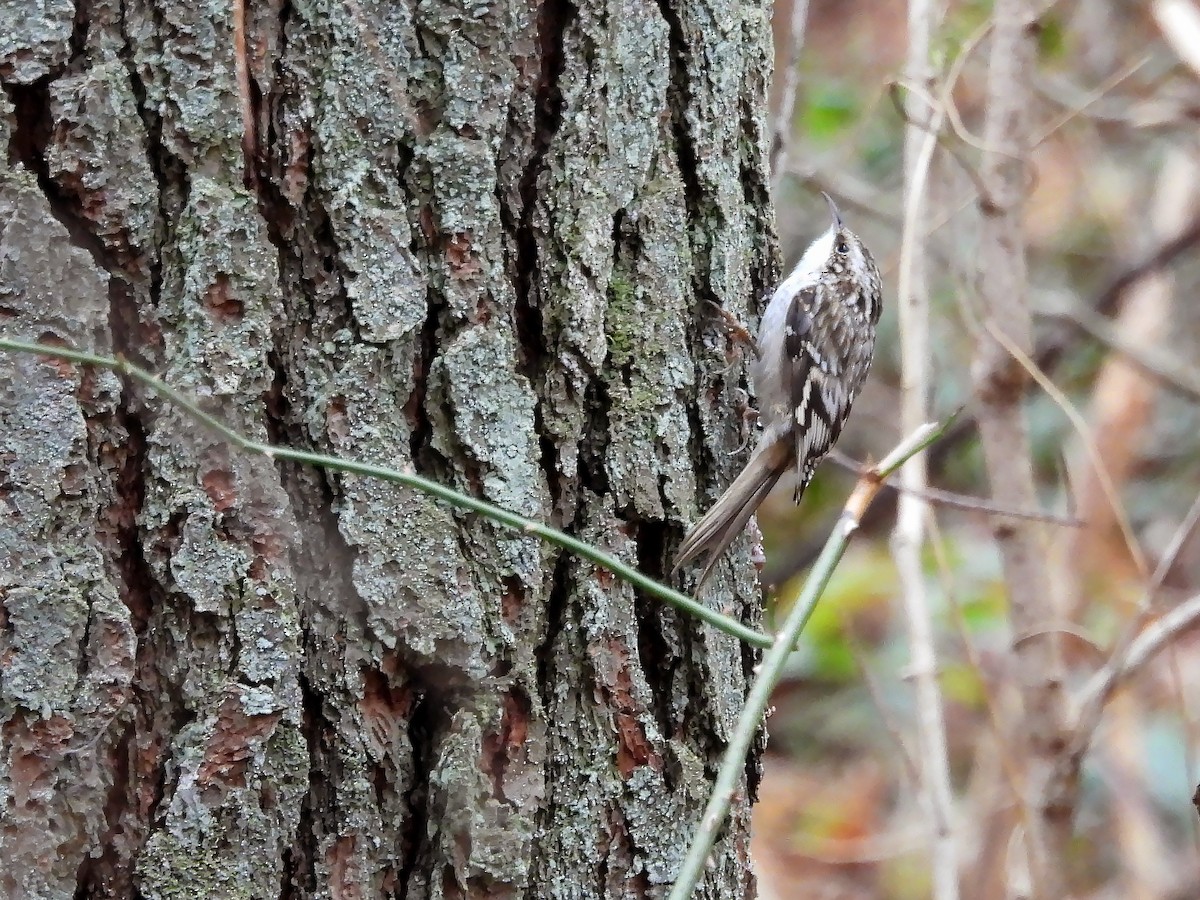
[{"left": 0, "top": 0, "right": 777, "bottom": 897}]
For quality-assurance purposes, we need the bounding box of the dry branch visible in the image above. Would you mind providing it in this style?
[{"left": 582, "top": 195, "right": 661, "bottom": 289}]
[
  {"left": 970, "top": 1, "right": 1070, "bottom": 893},
  {"left": 893, "top": 2, "right": 957, "bottom": 896}
]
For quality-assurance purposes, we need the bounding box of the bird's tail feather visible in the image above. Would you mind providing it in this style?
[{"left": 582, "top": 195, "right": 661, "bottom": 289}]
[{"left": 673, "top": 441, "right": 790, "bottom": 591}]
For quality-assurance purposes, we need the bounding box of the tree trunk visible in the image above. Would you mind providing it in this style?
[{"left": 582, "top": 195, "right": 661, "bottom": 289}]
[{"left": 0, "top": 0, "right": 777, "bottom": 896}]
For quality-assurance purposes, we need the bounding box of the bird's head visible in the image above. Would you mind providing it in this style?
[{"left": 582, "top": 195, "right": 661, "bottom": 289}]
[{"left": 811, "top": 192, "right": 883, "bottom": 325}]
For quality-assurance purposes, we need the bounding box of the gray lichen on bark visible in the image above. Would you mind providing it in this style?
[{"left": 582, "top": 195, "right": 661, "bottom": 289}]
[
  {"left": 0, "top": 86, "right": 135, "bottom": 899},
  {"left": 0, "top": 0, "right": 75, "bottom": 83},
  {"left": 0, "top": 0, "right": 777, "bottom": 895}
]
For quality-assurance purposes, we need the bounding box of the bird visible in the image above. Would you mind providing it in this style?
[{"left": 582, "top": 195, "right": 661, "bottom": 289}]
[{"left": 673, "top": 193, "right": 883, "bottom": 590}]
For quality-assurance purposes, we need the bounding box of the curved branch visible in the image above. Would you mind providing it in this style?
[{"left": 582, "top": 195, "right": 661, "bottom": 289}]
[
  {"left": 0, "top": 337, "right": 773, "bottom": 649},
  {"left": 668, "top": 418, "right": 954, "bottom": 900}
]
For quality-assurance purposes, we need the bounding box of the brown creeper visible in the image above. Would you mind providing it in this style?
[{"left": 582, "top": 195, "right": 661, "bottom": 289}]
[{"left": 674, "top": 194, "right": 882, "bottom": 589}]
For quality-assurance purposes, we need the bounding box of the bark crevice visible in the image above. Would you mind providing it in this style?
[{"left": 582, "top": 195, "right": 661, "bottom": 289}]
[
  {"left": 5, "top": 77, "right": 120, "bottom": 280},
  {"left": 511, "top": 0, "right": 575, "bottom": 521}
]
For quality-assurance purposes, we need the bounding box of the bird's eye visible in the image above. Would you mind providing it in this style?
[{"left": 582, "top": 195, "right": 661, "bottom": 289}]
[{"left": 835, "top": 240, "right": 849, "bottom": 254}]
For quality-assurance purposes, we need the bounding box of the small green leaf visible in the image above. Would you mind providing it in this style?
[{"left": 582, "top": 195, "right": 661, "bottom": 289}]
[
  {"left": 1036, "top": 15, "right": 1066, "bottom": 60},
  {"left": 803, "top": 83, "right": 859, "bottom": 142}
]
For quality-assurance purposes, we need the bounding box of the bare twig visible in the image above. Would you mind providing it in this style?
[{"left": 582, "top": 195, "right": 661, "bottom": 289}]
[
  {"left": 1152, "top": 491, "right": 1200, "bottom": 596},
  {"left": 843, "top": 625, "right": 923, "bottom": 788},
  {"left": 786, "top": 169, "right": 903, "bottom": 227},
  {"left": 1090, "top": 212, "right": 1200, "bottom": 322},
  {"left": 893, "top": 2, "right": 958, "bottom": 894},
  {"left": 770, "top": 0, "right": 811, "bottom": 186},
  {"left": 971, "top": 2, "right": 1070, "bottom": 892},
  {"left": 1068, "top": 152, "right": 1200, "bottom": 860},
  {"left": 1039, "top": 302, "right": 1200, "bottom": 403},
  {"left": 668, "top": 419, "right": 954, "bottom": 900},
  {"left": 986, "top": 321, "right": 1149, "bottom": 581},
  {"left": 829, "top": 449, "right": 1083, "bottom": 526},
  {"left": 1073, "top": 592, "right": 1200, "bottom": 743},
  {"left": 912, "top": 8, "right": 1149, "bottom": 249},
  {"left": 0, "top": 338, "right": 773, "bottom": 650},
  {"left": 927, "top": 515, "right": 1026, "bottom": 802},
  {"left": 1065, "top": 490, "right": 1200, "bottom": 765},
  {"left": 888, "top": 79, "right": 998, "bottom": 207},
  {"left": 924, "top": 201, "right": 1200, "bottom": 479},
  {"left": 1064, "top": 148, "right": 1199, "bottom": 615},
  {"left": 1155, "top": 0, "right": 1200, "bottom": 77},
  {"left": 1034, "top": 70, "right": 1188, "bottom": 131},
  {"left": 902, "top": 483, "right": 1079, "bottom": 527},
  {"left": 1032, "top": 53, "right": 1154, "bottom": 145}
]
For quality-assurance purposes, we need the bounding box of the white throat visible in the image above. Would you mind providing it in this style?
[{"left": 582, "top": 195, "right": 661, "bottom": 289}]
[{"left": 776, "top": 227, "right": 834, "bottom": 298}]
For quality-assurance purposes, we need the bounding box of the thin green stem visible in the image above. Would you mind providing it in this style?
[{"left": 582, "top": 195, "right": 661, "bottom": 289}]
[
  {"left": 0, "top": 337, "right": 772, "bottom": 649},
  {"left": 667, "top": 418, "right": 953, "bottom": 899}
]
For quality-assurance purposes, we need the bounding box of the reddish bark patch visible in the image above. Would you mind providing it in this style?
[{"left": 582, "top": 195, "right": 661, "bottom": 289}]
[
  {"left": 442, "top": 863, "right": 465, "bottom": 900},
  {"left": 4, "top": 713, "right": 74, "bottom": 807},
  {"left": 201, "top": 468, "right": 237, "bottom": 512},
  {"left": 418, "top": 205, "right": 437, "bottom": 243},
  {"left": 414, "top": 103, "right": 438, "bottom": 138},
  {"left": 445, "top": 232, "right": 481, "bottom": 281},
  {"left": 359, "top": 665, "right": 414, "bottom": 757},
  {"left": 326, "top": 396, "right": 350, "bottom": 445},
  {"left": 196, "top": 695, "right": 280, "bottom": 791},
  {"left": 500, "top": 576, "right": 524, "bottom": 625},
  {"left": 78, "top": 363, "right": 99, "bottom": 399},
  {"left": 601, "top": 640, "right": 661, "bottom": 778},
  {"left": 61, "top": 462, "right": 88, "bottom": 497},
  {"left": 281, "top": 127, "right": 311, "bottom": 205},
  {"left": 503, "top": 689, "right": 530, "bottom": 750},
  {"left": 481, "top": 688, "right": 532, "bottom": 801},
  {"left": 248, "top": 528, "right": 287, "bottom": 581},
  {"left": 35, "top": 331, "right": 75, "bottom": 378},
  {"left": 9, "top": 750, "right": 52, "bottom": 808},
  {"left": 380, "top": 866, "right": 397, "bottom": 894},
  {"left": 203, "top": 275, "right": 244, "bottom": 323},
  {"left": 138, "top": 317, "right": 165, "bottom": 352},
  {"left": 598, "top": 808, "right": 649, "bottom": 896},
  {"left": 614, "top": 712, "right": 656, "bottom": 777},
  {"left": 326, "top": 834, "right": 362, "bottom": 900},
  {"left": 135, "top": 724, "right": 169, "bottom": 821},
  {"left": 379, "top": 649, "right": 406, "bottom": 679}
]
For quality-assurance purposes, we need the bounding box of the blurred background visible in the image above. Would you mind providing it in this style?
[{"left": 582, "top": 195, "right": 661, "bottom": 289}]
[{"left": 752, "top": 1, "right": 1200, "bottom": 897}]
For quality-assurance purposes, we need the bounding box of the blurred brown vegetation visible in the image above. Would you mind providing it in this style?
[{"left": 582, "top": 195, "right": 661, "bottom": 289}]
[{"left": 753, "top": 1, "right": 1200, "bottom": 897}]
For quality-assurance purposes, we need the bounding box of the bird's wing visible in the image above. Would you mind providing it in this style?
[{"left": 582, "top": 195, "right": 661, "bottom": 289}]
[{"left": 785, "top": 287, "right": 836, "bottom": 498}]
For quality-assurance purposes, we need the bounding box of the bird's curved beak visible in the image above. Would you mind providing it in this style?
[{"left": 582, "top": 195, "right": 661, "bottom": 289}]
[{"left": 821, "top": 191, "right": 843, "bottom": 229}]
